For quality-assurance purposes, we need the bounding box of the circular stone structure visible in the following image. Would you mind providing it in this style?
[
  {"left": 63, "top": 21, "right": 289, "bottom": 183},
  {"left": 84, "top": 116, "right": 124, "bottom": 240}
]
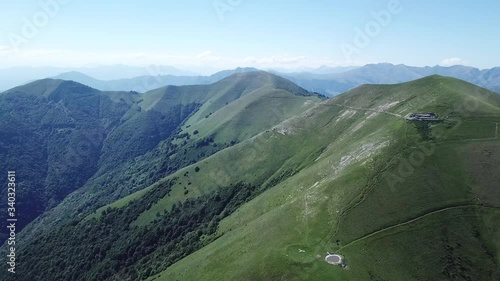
[{"left": 325, "top": 253, "right": 343, "bottom": 265}]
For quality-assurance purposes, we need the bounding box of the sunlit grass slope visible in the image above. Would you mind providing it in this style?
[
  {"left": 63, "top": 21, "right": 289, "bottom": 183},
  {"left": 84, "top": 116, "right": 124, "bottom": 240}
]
[{"left": 140, "top": 75, "right": 500, "bottom": 281}]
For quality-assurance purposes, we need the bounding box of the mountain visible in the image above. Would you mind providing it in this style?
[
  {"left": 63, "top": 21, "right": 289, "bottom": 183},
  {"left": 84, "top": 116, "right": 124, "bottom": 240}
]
[
  {"left": 306, "top": 65, "right": 359, "bottom": 74},
  {"left": 51, "top": 67, "right": 261, "bottom": 93},
  {"left": 269, "top": 65, "right": 358, "bottom": 75},
  {"left": 208, "top": 67, "right": 259, "bottom": 81},
  {"left": 52, "top": 71, "right": 205, "bottom": 92},
  {"left": 52, "top": 71, "right": 109, "bottom": 89},
  {"left": 0, "top": 65, "right": 199, "bottom": 91},
  {"left": 281, "top": 63, "right": 500, "bottom": 96},
  {"left": 2, "top": 75, "right": 499, "bottom": 281},
  {"left": 5, "top": 64, "right": 500, "bottom": 97},
  {"left": 481, "top": 67, "right": 500, "bottom": 93},
  {"left": 0, "top": 71, "right": 323, "bottom": 246},
  {"left": 0, "top": 66, "right": 68, "bottom": 92},
  {"left": 76, "top": 64, "right": 200, "bottom": 79},
  {"left": 0, "top": 79, "right": 139, "bottom": 238}
]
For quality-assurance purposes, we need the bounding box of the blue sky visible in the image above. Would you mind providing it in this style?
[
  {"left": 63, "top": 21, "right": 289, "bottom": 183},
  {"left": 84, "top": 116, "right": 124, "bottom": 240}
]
[{"left": 0, "top": 0, "right": 499, "bottom": 73}]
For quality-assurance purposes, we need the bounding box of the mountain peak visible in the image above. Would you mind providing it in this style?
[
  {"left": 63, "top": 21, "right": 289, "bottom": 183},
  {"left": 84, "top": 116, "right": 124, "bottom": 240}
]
[
  {"left": 216, "top": 70, "right": 315, "bottom": 97},
  {"left": 53, "top": 71, "right": 96, "bottom": 79},
  {"left": 3, "top": 78, "right": 99, "bottom": 99}
]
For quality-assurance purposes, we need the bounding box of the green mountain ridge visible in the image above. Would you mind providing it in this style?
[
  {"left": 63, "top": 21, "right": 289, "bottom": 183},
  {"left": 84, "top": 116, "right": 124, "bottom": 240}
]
[
  {"left": 146, "top": 75, "right": 500, "bottom": 281},
  {"left": 0, "top": 71, "right": 323, "bottom": 245},
  {"left": 1, "top": 75, "right": 499, "bottom": 281}
]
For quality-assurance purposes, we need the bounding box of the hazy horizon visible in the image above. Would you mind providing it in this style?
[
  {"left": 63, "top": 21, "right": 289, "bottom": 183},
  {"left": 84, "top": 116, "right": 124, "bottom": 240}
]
[
  {"left": 1, "top": 0, "right": 500, "bottom": 74},
  {"left": 0, "top": 62, "right": 498, "bottom": 77}
]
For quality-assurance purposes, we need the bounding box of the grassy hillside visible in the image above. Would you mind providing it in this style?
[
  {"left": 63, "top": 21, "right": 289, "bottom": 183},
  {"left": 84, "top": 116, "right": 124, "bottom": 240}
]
[
  {"left": 2, "top": 75, "right": 499, "bottom": 281},
  {"left": 139, "top": 75, "right": 498, "bottom": 281},
  {"left": 0, "top": 71, "right": 323, "bottom": 279},
  {"left": 142, "top": 71, "right": 320, "bottom": 144}
]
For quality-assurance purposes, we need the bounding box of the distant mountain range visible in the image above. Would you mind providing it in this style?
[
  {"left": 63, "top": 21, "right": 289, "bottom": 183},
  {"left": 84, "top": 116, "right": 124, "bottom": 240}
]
[
  {"left": 1, "top": 63, "right": 499, "bottom": 96},
  {"left": 278, "top": 63, "right": 500, "bottom": 96},
  {"left": 54, "top": 64, "right": 500, "bottom": 96},
  {"left": 51, "top": 67, "right": 261, "bottom": 92},
  {"left": 0, "top": 64, "right": 200, "bottom": 91}
]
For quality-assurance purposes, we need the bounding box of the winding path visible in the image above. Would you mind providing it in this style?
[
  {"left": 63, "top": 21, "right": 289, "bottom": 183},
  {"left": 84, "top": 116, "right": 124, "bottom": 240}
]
[{"left": 338, "top": 204, "right": 500, "bottom": 250}]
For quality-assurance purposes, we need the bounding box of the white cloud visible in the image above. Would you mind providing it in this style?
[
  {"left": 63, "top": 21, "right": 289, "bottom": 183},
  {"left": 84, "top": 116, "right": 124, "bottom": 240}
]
[
  {"left": 0, "top": 45, "right": 10, "bottom": 52},
  {"left": 440, "top": 57, "right": 469, "bottom": 67},
  {"left": 195, "top": 50, "right": 221, "bottom": 61},
  {"left": 196, "top": 50, "right": 212, "bottom": 59}
]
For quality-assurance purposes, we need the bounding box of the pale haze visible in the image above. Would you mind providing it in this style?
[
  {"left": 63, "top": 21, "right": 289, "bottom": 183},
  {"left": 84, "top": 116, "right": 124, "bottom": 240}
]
[{"left": 1, "top": 0, "right": 499, "bottom": 74}]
